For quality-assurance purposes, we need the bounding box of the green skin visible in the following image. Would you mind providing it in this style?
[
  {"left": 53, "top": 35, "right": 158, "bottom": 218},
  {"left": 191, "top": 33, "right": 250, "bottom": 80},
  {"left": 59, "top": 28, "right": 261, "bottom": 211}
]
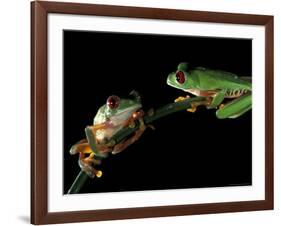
[
  {"left": 93, "top": 97, "right": 142, "bottom": 145},
  {"left": 70, "top": 94, "right": 145, "bottom": 177},
  {"left": 167, "top": 63, "right": 252, "bottom": 119}
]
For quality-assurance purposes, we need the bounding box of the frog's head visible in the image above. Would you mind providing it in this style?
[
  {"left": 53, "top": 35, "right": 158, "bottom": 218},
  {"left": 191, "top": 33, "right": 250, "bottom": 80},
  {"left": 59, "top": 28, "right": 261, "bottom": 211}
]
[
  {"left": 167, "top": 62, "right": 191, "bottom": 91},
  {"left": 104, "top": 95, "right": 142, "bottom": 119}
]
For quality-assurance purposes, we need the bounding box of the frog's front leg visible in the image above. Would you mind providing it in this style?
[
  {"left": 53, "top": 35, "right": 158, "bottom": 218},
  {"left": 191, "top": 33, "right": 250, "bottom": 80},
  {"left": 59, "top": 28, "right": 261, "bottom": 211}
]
[
  {"left": 112, "top": 118, "right": 146, "bottom": 154},
  {"left": 216, "top": 93, "right": 251, "bottom": 119},
  {"left": 174, "top": 95, "right": 191, "bottom": 103},
  {"left": 174, "top": 95, "right": 201, "bottom": 113},
  {"left": 122, "top": 109, "right": 145, "bottom": 128}
]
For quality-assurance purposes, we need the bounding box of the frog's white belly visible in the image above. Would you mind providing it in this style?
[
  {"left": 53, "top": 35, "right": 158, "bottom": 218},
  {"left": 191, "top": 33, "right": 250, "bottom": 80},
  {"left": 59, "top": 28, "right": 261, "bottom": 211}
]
[
  {"left": 95, "top": 125, "right": 123, "bottom": 142},
  {"left": 186, "top": 88, "right": 217, "bottom": 97},
  {"left": 94, "top": 104, "right": 142, "bottom": 142},
  {"left": 186, "top": 88, "right": 249, "bottom": 98},
  {"left": 94, "top": 116, "right": 125, "bottom": 142}
]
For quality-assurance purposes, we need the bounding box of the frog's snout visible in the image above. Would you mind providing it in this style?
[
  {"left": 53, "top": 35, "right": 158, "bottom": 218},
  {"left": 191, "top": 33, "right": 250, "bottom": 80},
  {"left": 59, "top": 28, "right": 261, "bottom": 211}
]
[
  {"left": 167, "top": 73, "right": 177, "bottom": 88},
  {"left": 166, "top": 73, "right": 173, "bottom": 85}
]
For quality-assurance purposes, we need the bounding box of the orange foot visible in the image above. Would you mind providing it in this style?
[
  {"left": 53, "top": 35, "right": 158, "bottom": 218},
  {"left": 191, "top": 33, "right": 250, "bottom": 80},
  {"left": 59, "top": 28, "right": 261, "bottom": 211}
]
[
  {"left": 175, "top": 95, "right": 190, "bottom": 103},
  {"left": 187, "top": 103, "right": 197, "bottom": 113}
]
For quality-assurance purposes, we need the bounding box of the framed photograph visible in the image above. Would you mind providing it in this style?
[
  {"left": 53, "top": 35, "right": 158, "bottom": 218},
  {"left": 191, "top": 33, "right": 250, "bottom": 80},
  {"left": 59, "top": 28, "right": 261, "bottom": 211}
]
[{"left": 31, "top": 1, "right": 274, "bottom": 224}]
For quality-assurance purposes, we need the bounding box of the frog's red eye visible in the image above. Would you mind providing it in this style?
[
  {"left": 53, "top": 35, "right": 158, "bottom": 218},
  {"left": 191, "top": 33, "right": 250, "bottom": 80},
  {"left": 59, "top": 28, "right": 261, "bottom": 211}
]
[
  {"left": 176, "top": 71, "right": 185, "bottom": 84},
  {"left": 107, "top": 95, "right": 120, "bottom": 109}
]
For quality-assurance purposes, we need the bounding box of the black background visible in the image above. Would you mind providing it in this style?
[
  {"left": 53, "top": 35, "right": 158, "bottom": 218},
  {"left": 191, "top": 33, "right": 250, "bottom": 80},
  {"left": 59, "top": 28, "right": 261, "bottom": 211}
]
[{"left": 63, "top": 30, "right": 252, "bottom": 194}]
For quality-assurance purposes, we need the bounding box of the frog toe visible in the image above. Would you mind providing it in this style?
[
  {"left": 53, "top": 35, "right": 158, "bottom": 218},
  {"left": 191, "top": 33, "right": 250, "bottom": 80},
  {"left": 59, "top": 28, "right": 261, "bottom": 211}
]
[
  {"left": 175, "top": 95, "right": 190, "bottom": 103},
  {"left": 187, "top": 107, "right": 197, "bottom": 113},
  {"left": 186, "top": 103, "right": 197, "bottom": 113}
]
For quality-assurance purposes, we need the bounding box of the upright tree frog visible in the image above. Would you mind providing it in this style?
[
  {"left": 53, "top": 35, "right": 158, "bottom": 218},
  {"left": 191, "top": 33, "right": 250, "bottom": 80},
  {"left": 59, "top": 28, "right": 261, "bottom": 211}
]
[
  {"left": 70, "top": 92, "right": 146, "bottom": 178},
  {"left": 167, "top": 63, "right": 252, "bottom": 119}
]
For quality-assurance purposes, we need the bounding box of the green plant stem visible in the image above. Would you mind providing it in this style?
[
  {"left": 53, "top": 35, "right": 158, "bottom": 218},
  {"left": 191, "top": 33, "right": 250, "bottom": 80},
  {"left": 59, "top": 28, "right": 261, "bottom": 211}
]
[
  {"left": 67, "top": 171, "right": 88, "bottom": 194},
  {"left": 112, "top": 96, "right": 206, "bottom": 144},
  {"left": 67, "top": 96, "right": 207, "bottom": 194}
]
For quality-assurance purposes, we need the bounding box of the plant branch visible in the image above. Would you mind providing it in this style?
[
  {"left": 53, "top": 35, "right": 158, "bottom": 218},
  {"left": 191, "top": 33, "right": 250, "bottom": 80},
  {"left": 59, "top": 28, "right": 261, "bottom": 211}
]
[
  {"left": 67, "top": 171, "right": 88, "bottom": 194},
  {"left": 111, "top": 96, "right": 207, "bottom": 144}
]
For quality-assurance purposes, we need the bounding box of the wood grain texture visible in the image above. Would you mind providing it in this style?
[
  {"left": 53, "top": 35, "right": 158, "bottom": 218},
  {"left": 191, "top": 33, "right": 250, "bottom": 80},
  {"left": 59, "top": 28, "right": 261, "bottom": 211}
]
[
  {"left": 31, "top": 1, "right": 48, "bottom": 224},
  {"left": 264, "top": 17, "right": 274, "bottom": 210},
  {"left": 31, "top": 1, "right": 274, "bottom": 224}
]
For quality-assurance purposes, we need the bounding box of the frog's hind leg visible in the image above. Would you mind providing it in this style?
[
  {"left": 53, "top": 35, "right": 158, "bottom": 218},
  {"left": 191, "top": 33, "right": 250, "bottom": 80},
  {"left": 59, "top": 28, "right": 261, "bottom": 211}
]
[
  {"left": 69, "top": 139, "right": 89, "bottom": 155},
  {"left": 227, "top": 104, "right": 252, "bottom": 119},
  {"left": 78, "top": 152, "right": 102, "bottom": 178},
  {"left": 175, "top": 95, "right": 190, "bottom": 103},
  {"left": 70, "top": 139, "right": 102, "bottom": 178},
  {"left": 216, "top": 93, "right": 251, "bottom": 119}
]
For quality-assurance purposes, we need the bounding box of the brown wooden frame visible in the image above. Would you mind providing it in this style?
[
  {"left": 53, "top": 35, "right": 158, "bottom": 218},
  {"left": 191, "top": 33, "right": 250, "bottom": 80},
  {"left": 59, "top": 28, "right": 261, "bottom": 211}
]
[{"left": 31, "top": 1, "right": 274, "bottom": 224}]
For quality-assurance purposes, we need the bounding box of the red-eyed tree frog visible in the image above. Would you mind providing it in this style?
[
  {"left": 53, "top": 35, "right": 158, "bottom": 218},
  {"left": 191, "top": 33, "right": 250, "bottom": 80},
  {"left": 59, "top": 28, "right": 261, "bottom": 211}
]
[
  {"left": 70, "top": 92, "right": 146, "bottom": 178},
  {"left": 167, "top": 63, "right": 252, "bottom": 119}
]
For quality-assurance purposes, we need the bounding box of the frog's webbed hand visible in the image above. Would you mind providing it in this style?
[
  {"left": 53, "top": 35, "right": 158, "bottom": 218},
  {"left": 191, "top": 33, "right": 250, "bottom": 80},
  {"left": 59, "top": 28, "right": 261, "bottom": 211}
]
[
  {"left": 130, "top": 90, "right": 142, "bottom": 103},
  {"left": 69, "top": 139, "right": 102, "bottom": 178},
  {"left": 174, "top": 95, "right": 199, "bottom": 113},
  {"left": 174, "top": 95, "right": 191, "bottom": 103},
  {"left": 186, "top": 102, "right": 197, "bottom": 113},
  {"left": 112, "top": 117, "right": 146, "bottom": 154},
  {"left": 121, "top": 109, "right": 145, "bottom": 129}
]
